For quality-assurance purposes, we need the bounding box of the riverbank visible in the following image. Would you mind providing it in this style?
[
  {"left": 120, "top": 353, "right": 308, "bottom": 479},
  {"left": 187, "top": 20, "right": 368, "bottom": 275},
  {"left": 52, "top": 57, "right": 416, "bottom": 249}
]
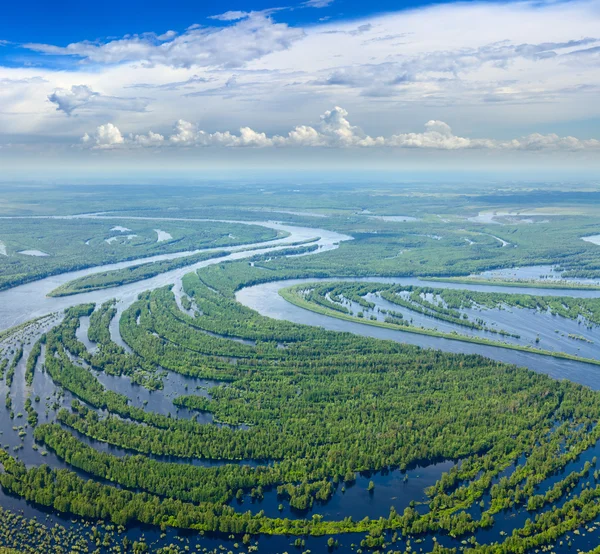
[
  {"left": 279, "top": 284, "right": 600, "bottom": 367},
  {"left": 422, "top": 276, "right": 600, "bottom": 291}
]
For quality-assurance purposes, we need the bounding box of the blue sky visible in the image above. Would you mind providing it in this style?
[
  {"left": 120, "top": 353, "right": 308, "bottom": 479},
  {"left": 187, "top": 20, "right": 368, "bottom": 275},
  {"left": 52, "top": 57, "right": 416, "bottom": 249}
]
[
  {"left": 0, "top": 0, "right": 454, "bottom": 44},
  {"left": 0, "top": 0, "right": 462, "bottom": 69},
  {"left": 1, "top": 0, "right": 599, "bottom": 174}
]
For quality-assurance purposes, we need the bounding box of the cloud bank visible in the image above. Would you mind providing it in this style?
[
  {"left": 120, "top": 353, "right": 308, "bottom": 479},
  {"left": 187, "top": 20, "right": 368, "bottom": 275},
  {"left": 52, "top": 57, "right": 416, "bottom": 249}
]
[
  {"left": 82, "top": 106, "right": 600, "bottom": 151},
  {"left": 1, "top": 0, "right": 599, "bottom": 169}
]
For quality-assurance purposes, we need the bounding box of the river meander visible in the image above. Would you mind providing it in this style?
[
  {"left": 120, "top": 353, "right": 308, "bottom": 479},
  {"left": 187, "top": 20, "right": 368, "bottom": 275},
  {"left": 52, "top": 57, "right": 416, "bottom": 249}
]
[{"left": 2, "top": 215, "right": 600, "bottom": 553}]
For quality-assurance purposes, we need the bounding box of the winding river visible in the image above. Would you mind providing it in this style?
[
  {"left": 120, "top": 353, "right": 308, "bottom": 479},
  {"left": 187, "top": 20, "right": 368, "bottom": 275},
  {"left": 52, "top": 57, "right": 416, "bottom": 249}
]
[
  {"left": 2, "top": 214, "right": 600, "bottom": 553},
  {"left": 0, "top": 216, "right": 350, "bottom": 331}
]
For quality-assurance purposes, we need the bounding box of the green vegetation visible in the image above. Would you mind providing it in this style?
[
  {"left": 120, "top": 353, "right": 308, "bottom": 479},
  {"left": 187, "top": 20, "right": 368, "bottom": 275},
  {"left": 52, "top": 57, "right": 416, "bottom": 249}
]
[
  {"left": 5, "top": 345, "right": 23, "bottom": 388},
  {"left": 239, "top": 217, "right": 600, "bottom": 282},
  {"left": 24, "top": 339, "right": 42, "bottom": 386},
  {"left": 424, "top": 276, "right": 600, "bottom": 290},
  {"left": 0, "top": 217, "right": 279, "bottom": 291},
  {"left": 4, "top": 183, "right": 600, "bottom": 552},
  {"left": 44, "top": 303, "right": 164, "bottom": 398},
  {"left": 280, "top": 282, "right": 600, "bottom": 365},
  {"left": 1, "top": 265, "right": 595, "bottom": 552},
  {"left": 47, "top": 239, "right": 321, "bottom": 297},
  {"left": 48, "top": 249, "right": 229, "bottom": 296}
]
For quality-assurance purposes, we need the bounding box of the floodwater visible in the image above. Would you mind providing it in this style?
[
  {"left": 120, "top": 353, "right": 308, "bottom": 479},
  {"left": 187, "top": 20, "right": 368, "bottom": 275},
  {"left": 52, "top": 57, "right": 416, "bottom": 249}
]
[
  {"left": 467, "top": 211, "right": 559, "bottom": 225},
  {"left": 106, "top": 234, "right": 137, "bottom": 244},
  {"left": 1, "top": 215, "right": 600, "bottom": 553},
  {"left": 355, "top": 288, "right": 598, "bottom": 359},
  {"left": 583, "top": 234, "right": 600, "bottom": 246},
  {"left": 481, "top": 232, "right": 511, "bottom": 247},
  {"left": 236, "top": 276, "right": 600, "bottom": 390},
  {"left": 17, "top": 250, "right": 49, "bottom": 257},
  {"left": 477, "top": 264, "right": 600, "bottom": 286},
  {"left": 155, "top": 229, "right": 173, "bottom": 242}
]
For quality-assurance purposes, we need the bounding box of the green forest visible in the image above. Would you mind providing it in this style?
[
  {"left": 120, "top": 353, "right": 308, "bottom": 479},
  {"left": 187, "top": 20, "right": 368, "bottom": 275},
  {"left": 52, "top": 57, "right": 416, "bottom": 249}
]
[{"left": 2, "top": 183, "right": 600, "bottom": 553}]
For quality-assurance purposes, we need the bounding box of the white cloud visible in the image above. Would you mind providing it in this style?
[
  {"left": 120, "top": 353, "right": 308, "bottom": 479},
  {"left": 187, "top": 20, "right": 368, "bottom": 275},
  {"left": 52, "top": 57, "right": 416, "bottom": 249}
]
[
  {"left": 318, "top": 106, "right": 364, "bottom": 145},
  {"left": 81, "top": 106, "right": 600, "bottom": 152},
  {"left": 311, "top": 38, "right": 600, "bottom": 99},
  {"left": 48, "top": 84, "right": 149, "bottom": 115},
  {"left": 169, "top": 119, "right": 198, "bottom": 144},
  {"left": 25, "top": 13, "right": 305, "bottom": 69},
  {"left": 3, "top": 0, "right": 600, "bottom": 160},
  {"left": 208, "top": 11, "right": 251, "bottom": 21},
  {"left": 132, "top": 130, "right": 165, "bottom": 146},
  {"left": 87, "top": 123, "right": 125, "bottom": 148},
  {"left": 283, "top": 125, "right": 326, "bottom": 146},
  {"left": 48, "top": 85, "right": 96, "bottom": 115},
  {"left": 156, "top": 30, "right": 178, "bottom": 41},
  {"left": 509, "top": 133, "right": 600, "bottom": 151},
  {"left": 388, "top": 120, "right": 482, "bottom": 149},
  {"left": 303, "top": 0, "right": 335, "bottom": 7}
]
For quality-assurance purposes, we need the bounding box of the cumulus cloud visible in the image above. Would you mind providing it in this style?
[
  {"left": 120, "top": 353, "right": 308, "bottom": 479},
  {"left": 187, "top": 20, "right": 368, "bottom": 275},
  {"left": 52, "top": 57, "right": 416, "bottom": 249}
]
[
  {"left": 317, "top": 106, "right": 367, "bottom": 145},
  {"left": 132, "top": 131, "right": 165, "bottom": 146},
  {"left": 48, "top": 85, "right": 97, "bottom": 115},
  {"left": 25, "top": 13, "right": 305, "bottom": 68},
  {"left": 84, "top": 123, "right": 124, "bottom": 148},
  {"left": 48, "top": 85, "right": 149, "bottom": 115},
  {"left": 81, "top": 106, "right": 600, "bottom": 152},
  {"left": 388, "top": 120, "right": 486, "bottom": 149}
]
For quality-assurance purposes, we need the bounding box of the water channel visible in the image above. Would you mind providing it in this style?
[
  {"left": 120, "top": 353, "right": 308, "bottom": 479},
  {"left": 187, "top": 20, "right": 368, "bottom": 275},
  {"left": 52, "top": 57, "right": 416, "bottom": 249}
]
[{"left": 1, "top": 215, "right": 600, "bottom": 552}]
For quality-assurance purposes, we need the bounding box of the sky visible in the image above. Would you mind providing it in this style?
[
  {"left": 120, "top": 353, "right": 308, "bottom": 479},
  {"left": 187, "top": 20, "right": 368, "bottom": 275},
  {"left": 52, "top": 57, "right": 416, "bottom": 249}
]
[{"left": 1, "top": 0, "right": 600, "bottom": 177}]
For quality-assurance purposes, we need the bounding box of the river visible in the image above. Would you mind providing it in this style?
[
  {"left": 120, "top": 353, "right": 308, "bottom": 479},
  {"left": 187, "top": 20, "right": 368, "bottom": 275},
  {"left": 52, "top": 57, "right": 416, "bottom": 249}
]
[{"left": 1, "top": 215, "right": 600, "bottom": 553}]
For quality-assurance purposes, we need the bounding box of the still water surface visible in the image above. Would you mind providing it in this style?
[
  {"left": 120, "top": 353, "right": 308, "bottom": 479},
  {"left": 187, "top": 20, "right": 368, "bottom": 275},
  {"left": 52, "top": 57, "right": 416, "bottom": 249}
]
[{"left": 2, "top": 216, "right": 600, "bottom": 552}]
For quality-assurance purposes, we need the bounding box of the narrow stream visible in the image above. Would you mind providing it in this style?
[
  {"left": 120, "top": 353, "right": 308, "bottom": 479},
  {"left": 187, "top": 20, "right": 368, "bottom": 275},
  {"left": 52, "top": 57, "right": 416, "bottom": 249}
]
[{"left": 2, "top": 216, "right": 600, "bottom": 553}]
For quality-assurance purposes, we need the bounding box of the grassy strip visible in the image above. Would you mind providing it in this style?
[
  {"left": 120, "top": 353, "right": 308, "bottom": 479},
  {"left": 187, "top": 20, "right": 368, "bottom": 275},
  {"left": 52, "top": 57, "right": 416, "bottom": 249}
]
[
  {"left": 279, "top": 285, "right": 600, "bottom": 367},
  {"left": 421, "top": 276, "right": 600, "bottom": 291}
]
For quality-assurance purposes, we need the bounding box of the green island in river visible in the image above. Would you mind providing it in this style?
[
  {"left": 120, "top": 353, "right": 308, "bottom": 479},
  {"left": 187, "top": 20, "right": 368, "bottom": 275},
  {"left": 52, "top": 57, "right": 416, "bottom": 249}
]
[
  {"left": 2, "top": 183, "right": 600, "bottom": 554},
  {"left": 279, "top": 282, "right": 600, "bottom": 366}
]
